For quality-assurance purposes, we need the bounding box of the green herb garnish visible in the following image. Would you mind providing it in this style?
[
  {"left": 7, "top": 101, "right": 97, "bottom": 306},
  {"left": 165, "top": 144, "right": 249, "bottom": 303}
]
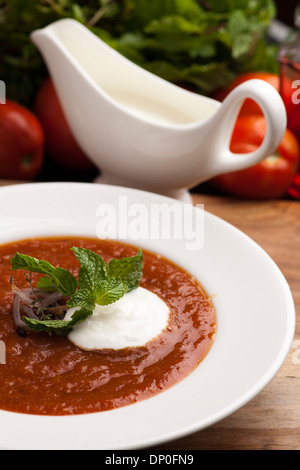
[
  {"left": 11, "top": 253, "right": 79, "bottom": 297},
  {"left": 10, "top": 247, "right": 143, "bottom": 335}
]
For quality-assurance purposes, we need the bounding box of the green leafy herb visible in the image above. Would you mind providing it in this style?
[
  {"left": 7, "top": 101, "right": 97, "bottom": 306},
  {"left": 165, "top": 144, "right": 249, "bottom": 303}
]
[
  {"left": 0, "top": 1, "right": 278, "bottom": 105},
  {"left": 10, "top": 246, "right": 143, "bottom": 334},
  {"left": 107, "top": 248, "right": 143, "bottom": 292},
  {"left": 71, "top": 246, "right": 107, "bottom": 292},
  {"left": 11, "top": 253, "right": 78, "bottom": 296},
  {"left": 22, "top": 306, "right": 93, "bottom": 333}
]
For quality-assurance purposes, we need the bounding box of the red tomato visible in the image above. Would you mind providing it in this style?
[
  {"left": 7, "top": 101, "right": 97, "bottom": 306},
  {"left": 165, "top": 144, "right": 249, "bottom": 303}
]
[
  {"left": 34, "top": 78, "right": 96, "bottom": 171},
  {"left": 212, "top": 72, "right": 281, "bottom": 116},
  {"left": 288, "top": 172, "right": 300, "bottom": 199},
  {"left": 280, "top": 74, "right": 300, "bottom": 140},
  {"left": 211, "top": 115, "right": 299, "bottom": 199},
  {"left": 0, "top": 100, "right": 44, "bottom": 179}
]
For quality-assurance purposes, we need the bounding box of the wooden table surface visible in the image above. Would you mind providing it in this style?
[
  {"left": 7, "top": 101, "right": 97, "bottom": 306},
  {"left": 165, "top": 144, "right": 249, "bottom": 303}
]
[{"left": 0, "top": 180, "right": 299, "bottom": 450}]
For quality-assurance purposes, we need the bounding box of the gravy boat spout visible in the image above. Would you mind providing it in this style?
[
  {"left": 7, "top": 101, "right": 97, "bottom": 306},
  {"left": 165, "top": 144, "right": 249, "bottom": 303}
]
[{"left": 31, "top": 19, "right": 287, "bottom": 201}]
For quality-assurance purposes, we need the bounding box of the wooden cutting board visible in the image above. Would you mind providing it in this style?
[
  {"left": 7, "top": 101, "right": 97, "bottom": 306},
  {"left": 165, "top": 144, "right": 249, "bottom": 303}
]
[{"left": 0, "top": 180, "right": 299, "bottom": 450}]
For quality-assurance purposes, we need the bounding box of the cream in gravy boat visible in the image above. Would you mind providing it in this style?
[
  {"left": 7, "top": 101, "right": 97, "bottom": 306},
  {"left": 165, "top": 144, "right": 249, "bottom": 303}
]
[{"left": 32, "top": 19, "right": 287, "bottom": 201}]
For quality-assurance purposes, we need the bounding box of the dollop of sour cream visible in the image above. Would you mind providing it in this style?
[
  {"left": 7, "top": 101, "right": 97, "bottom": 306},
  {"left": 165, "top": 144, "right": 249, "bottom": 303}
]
[{"left": 64, "top": 287, "right": 170, "bottom": 350}]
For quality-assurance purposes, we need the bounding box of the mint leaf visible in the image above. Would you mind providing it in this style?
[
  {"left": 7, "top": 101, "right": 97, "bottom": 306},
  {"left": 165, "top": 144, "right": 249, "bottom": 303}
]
[
  {"left": 67, "top": 288, "right": 96, "bottom": 310},
  {"left": 23, "top": 307, "right": 93, "bottom": 333},
  {"left": 68, "top": 247, "right": 134, "bottom": 306},
  {"left": 11, "top": 253, "right": 78, "bottom": 297},
  {"left": 95, "top": 278, "right": 128, "bottom": 306},
  {"left": 71, "top": 246, "right": 143, "bottom": 297},
  {"left": 107, "top": 249, "right": 143, "bottom": 292},
  {"left": 36, "top": 275, "right": 57, "bottom": 292},
  {"left": 71, "top": 247, "right": 107, "bottom": 291}
]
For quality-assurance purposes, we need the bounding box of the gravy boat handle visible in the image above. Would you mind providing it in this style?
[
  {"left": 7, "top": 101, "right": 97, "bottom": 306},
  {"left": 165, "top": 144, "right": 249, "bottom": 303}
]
[{"left": 208, "top": 79, "right": 287, "bottom": 174}]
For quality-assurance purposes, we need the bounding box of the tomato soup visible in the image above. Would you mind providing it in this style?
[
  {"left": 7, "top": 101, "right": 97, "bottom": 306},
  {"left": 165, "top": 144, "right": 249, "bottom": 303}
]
[{"left": 0, "top": 237, "right": 216, "bottom": 416}]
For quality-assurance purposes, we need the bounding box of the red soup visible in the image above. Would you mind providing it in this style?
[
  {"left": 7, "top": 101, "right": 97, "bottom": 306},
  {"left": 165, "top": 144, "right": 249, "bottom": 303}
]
[{"left": 0, "top": 237, "right": 216, "bottom": 416}]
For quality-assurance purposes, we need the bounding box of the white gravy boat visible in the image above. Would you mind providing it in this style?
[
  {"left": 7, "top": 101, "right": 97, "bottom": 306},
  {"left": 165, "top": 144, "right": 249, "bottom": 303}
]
[{"left": 31, "top": 19, "right": 286, "bottom": 201}]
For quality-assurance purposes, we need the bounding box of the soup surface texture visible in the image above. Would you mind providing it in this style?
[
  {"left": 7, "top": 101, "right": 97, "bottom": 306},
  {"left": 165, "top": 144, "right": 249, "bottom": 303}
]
[{"left": 0, "top": 237, "right": 216, "bottom": 416}]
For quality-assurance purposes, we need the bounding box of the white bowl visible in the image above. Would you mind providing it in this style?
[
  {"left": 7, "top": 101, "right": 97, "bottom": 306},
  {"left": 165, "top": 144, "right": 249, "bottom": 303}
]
[{"left": 0, "top": 182, "right": 295, "bottom": 450}]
